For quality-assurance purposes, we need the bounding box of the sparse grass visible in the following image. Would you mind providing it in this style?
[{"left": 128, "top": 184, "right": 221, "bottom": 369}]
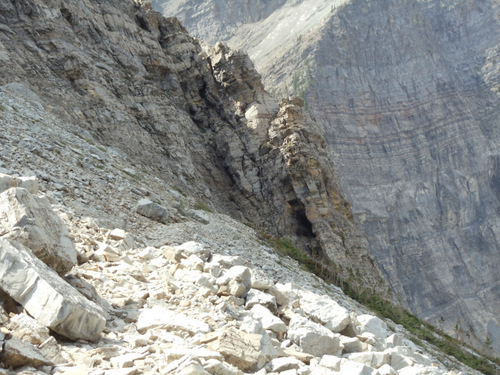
[
  {"left": 0, "top": 104, "right": 6, "bottom": 112},
  {"left": 263, "top": 233, "right": 500, "bottom": 375},
  {"left": 193, "top": 201, "right": 212, "bottom": 213}
]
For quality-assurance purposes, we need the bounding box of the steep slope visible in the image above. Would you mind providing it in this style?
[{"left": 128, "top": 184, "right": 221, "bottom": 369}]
[
  {"left": 0, "top": 0, "right": 387, "bottom": 292},
  {"left": 158, "top": 0, "right": 500, "bottom": 355},
  {"left": 0, "top": 87, "right": 486, "bottom": 373}
]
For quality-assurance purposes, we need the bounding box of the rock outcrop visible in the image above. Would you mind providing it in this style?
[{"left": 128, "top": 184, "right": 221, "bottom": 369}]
[
  {"left": 0, "top": 0, "right": 387, "bottom": 295},
  {"left": 159, "top": 0, "right": 500, "bottom": 354}
]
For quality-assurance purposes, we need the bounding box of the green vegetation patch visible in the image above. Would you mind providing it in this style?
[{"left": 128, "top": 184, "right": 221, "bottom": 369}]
[{"left": 194, "top": 201, "right": 212, "bottom": 213}]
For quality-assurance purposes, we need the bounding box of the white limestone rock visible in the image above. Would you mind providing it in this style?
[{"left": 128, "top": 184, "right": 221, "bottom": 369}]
[
  {"left": 267, "top": 356, "right": 303, "bottom": 372},
  {"left": 245, "top": 288, "right": 278, "bottom": 314},
  {"left": 299, "top": 291, "right": 351, "bottom": 332},
  {"left": 318, "top": 355, "right": 342, "bottom": 371},
  {"left": 386, "top": 346, "right": 432, "bottom": 368},
  {"left": 338, "top": 358, "right": 379, "bottom": 375},
  {"left": 163, "top": 348, "right": 223, "bottom": 362},
  {"left": 7, "top": 313, "right": 50, "bottom": 345},
  {"left": 108, "top": 228, "right": 136, "bottom": 250},
  {"left": 385, "top": 333, "right": 404, "bottom": 348},
  {"left": 181, "top": 254, "right": 205, "bottom": 271},
  {"left": 357, "top": 314, "right": 391, "bottom": 339},
  {"left": 217, "top": 265, "right": 252, "bottom": 298},
  {"left": 0, "top": 239, "right": 106, "bottom": 341},
  {"left": 204, "top": 327, "right": 267, "bottom": 371},
  {"left": 340, "top": 335, "right": 365, "bottom": 353},
  {"left": 0, "top": 173, "right": 38, "bottom": 194},
  {"left": 175, "top": 241, "right": 211, "bottom": 261},
  {"left": 378, "top": 364, "right": 397, "bottom": 375},
  {"left": 345, "top": 352, "right": 390, "bottom": 369},
  {"left": 18, "top": 176, "right": 39, "bottom": 194},
  {"left": 203, "top": 358, "right": 242, "bottom": 375},
  {"left": 136, "top": 305, "right": 211, "bottom": 335},
  {"left": 250, "top": 304, "right": 287, "bottom": 334},
  {"left": 0, "top": 187, "right": 77, "bottom": 275},
  {"left": 0, "top": 173, "right": 17, "bottom": 193},
  {"left": 135, "top": 198, "right": 169, "bottom": 224},
  {"left": 288, "top": 316, "right": 343, "bottom": 357}
]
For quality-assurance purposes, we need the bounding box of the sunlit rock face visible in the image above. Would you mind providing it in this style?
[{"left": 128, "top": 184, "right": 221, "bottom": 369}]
[{"left": 159, "top": 0, "right": 500, "bottom": 354}]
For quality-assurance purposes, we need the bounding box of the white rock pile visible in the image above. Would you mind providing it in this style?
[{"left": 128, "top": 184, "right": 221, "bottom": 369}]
[{"left": 0, "top": 172, "right": 475, "bottom": 374}]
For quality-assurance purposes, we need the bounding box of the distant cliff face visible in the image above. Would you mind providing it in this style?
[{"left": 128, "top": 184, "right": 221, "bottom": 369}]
[{"left": 159, "top": 0, "right": 500, "bottom": 354}]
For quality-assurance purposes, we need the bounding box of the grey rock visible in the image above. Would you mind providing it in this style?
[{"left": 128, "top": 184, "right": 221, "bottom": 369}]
[
  {"left": 0, "top": 187, "right": 77, "bottom": 275},
  {"left": 135, "top": 198, "right": 169, "bottom": 224},
  {"left": 0, "top": 336, "right": 53, "bottom": 369},
  {"left": 0, "top": 238, "right": 106, "bottom": 341}
]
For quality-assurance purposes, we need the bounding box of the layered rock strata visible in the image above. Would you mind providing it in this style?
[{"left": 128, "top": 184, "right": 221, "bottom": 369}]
[{"left": 160, "top": 0, "right": 500, "bottom": 354}]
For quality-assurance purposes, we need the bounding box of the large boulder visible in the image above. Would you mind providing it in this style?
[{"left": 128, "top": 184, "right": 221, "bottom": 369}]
[
  {"left": 0, "top": 239, "right": 106, "bottom": 341},
  {"left": 0, "top": 187, "right": 77, "bottom": 275},
  {"left": 288, "top": 316, "right": 343, "bottom": 357},
  {"left": 204, "top": 327, "right": 267, "bottom": 371},
  {"left": 299, "top": 291, "right": 351, "bottom": 332},
  {"left": 135, "top": 198, "right": 169, "bottom": 224}
]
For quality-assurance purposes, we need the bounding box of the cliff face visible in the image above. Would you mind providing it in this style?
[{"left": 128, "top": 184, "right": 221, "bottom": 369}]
[
  {"left": 0, "top": 1, "right": 386, "bottom": 293},
  {"left": 159, "top": 0, "right": 500, "bottom": 354}
]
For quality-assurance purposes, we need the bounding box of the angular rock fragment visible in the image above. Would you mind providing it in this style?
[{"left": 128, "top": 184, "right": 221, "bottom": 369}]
[
  {"left": 136, "top": 305, "right": 210, "bottom": 335},
  {"left": 338, "top": 358, "right": 379, "bottom": 375},
  {"left": 216, "top": 265, "right": 252, "bottom": 297},
  {"left": 0, "top": 336, "right": 53, "bottom": 369},
  {"left": 250, "top": 304, "right": 287, "bottom": 334},
  {"left": 0, "top": 173, "right": 38, "bottom": 194},
  {"left": 135, "top": 198, "right": 169, "bottom": 224},
  {"left": 300, "top": 291, "right": 351, "bottom": 332},
  {"left": 0, "top": 239, "right": 106, "bottom": 341},
  {"left": 0, "top": 187, "right": 77, "bottom": 275},
  {"left": 267, "top": 356, "right": 303, "bottom": 372},
  {"left": 0, "top": 173, "right": 17, "bottom": 193},
  {"left": 357, "top": 314, "right": 391, "bottom": 339},
  {"left": 245, "top": 288, "right": 278, "bottom": 314},
  {"left": 204, "top": 327, "right": 265, "bottom": 371},
  {"left": 345, "top": 352, "right": 390, "bottom": 369},
  {"left": 7, "top": 313, "right": 50, "bottom": 345},
  {"left": 288, "top": 316, "right": 343, "bottom": 357},
  {"left": 175, "top": 241, "right": 211, "bottom": 261},
  {"left": 108, "top": 228, "right": 136, "bottom": 250}
]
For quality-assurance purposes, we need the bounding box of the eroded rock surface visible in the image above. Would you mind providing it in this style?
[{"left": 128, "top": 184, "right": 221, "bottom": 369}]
[
  {"left": 160, "top": 0, "right": 500, "bottom": 354},
  {"left": 0, "top": 187, "right": 77, "bottom": 275},
  {"left": 0, "top": 238, "right": 106, "bottom": 342}
]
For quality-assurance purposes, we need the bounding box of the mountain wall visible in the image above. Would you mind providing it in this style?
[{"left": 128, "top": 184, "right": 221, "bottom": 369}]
[
  {"left": 157, "top": 0, "right": 500, "bottom": 355},
  {"left": 0, "top": 0, "right": 387, "bottom": 293}
]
